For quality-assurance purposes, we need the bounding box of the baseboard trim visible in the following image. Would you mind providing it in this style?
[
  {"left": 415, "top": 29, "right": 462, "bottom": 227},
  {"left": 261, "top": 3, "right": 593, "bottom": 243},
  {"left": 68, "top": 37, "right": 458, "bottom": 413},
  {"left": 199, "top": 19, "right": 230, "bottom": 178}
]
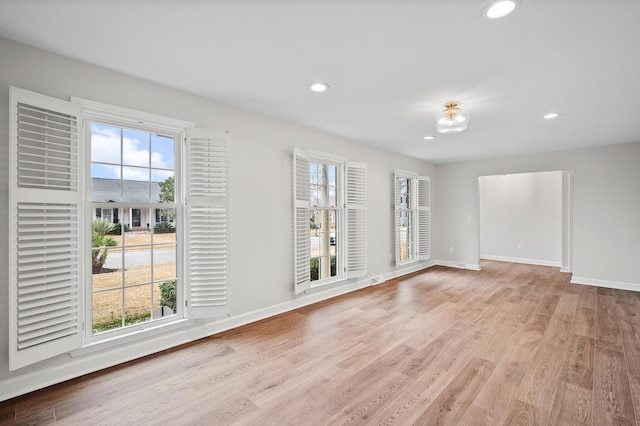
[
  {"left": 0, "top": 322, "right": 210, "bottom": 402},
  {"left": 0, "top": 261, "right": 437, "bottom": 402},
  {"left": 433, "top": 260, "right": 481, "bottom": 271},
  {"left": 570, "top": 276, "right": 640, "bottom": 292},
  {"left": 382, "top": 260, "right": 437, "bottom": 281},
  {"left": 480, "top": 254, "right": 561, "bottom": 268}
]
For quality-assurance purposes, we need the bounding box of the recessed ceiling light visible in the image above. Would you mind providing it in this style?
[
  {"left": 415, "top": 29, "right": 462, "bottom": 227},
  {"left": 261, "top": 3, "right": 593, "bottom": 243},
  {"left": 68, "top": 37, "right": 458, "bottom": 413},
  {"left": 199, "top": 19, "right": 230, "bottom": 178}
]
[
  {"left": 544, "top": 112, "right": 560, "bottom": 119},
  {"left": 309, "top": 82, "right": 329, "bottom": 92},
  {"left": 483, "top": 0, "right": 520, "bottom": 19},
  {"left": 423, "top": 136, "right": 435, "bottom": 140}
]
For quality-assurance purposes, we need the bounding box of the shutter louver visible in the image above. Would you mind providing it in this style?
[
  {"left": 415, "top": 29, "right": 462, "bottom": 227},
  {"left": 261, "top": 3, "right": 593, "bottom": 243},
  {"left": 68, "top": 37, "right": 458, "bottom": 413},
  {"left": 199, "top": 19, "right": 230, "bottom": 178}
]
[
  {"left": 417, "top": 176, "right": 431, "bottom": 260},
  {"left": 9, "top": 87, "right": 83, "bottom": 370},
  {"left": 345, "top": 162, "right": 367, "bottom": 278},
  {"left": 293, "top": 149, "right": 310, "bottom": 293},
  {"left": 186, "top": 128, "right": 230, "bottom": 318}
]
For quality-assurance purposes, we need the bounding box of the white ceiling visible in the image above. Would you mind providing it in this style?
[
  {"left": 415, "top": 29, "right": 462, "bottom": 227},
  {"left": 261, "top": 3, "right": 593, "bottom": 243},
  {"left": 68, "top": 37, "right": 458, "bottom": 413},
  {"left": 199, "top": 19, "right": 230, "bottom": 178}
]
[{"left": 1, "top": 0, "right": 639, "bottom": 163}]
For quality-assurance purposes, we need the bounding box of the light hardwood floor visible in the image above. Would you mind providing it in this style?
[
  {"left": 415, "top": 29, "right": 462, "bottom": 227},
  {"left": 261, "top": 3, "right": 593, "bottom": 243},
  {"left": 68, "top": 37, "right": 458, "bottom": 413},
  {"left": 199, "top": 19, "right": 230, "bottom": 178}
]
[{"left": 2, "top": 261, "right": 640, "bottom": 425}]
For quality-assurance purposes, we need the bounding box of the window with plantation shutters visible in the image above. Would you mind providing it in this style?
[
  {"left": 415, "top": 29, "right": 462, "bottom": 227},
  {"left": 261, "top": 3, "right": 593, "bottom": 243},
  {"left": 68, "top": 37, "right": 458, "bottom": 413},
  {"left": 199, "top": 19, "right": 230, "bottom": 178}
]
[
  {"left": 185, "top": 128, "right": 230, "bottom": 317},
  {"left": 9, "top": 87, "right": 83, "bottom": 370},
  {"left": 394, "top": 170, "right": 430, "bottom": 266},
  {"left": 9, "top": 87, "right": 229, "bottom": 367},
  {"left": 293, "top": 149, "right": 367, "bottom": 293}
]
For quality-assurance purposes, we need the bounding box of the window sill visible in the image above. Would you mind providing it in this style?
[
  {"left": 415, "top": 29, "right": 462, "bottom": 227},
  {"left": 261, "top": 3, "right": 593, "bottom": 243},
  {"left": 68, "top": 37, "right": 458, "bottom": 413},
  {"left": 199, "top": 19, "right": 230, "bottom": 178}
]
[
  {"left": 309, "top": 276, "right": 345, "bottom": 290},
  {"left": 70, "top": 318, "right": 192, "bottom": 358},
  {"left": 396, "top": 258, "right": 419, "bottom": 267}
]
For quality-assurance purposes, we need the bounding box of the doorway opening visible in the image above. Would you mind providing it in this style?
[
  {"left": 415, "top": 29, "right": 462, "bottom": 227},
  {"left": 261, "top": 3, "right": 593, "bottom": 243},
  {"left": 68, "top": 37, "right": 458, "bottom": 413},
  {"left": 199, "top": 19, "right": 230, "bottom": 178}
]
[{"left": 478, "top": 170, "right": 572, "bottom": 272}]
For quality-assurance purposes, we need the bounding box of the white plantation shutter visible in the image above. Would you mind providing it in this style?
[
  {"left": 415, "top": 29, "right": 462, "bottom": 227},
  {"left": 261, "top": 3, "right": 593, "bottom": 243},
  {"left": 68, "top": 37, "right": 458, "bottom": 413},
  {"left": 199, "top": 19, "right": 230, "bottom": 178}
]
[
  {"left": 345, "top": 162, "right": 367, "bottom": 278},
  {"left": 293, "top": 149, "right": 311, "bottom": 294},
  {"left": 9, "top": 87, "right": 83, "bottom": 370},
  {"left": 417, "top": 176, "right": 431, "bottom": 260},
  {"left": 394, "top": 172, "right": 402, "bottom": 265},
  {"left": 185, "top": 128, "right": 230, "bottom": 318}
]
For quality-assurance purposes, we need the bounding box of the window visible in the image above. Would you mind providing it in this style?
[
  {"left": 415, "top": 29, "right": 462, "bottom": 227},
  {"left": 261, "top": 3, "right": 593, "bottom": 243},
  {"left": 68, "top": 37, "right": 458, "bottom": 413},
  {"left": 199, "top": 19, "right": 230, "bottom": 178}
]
[
  {"left": 293, "top": 149, "right": 367, "bottom": 293},
  {"left": 88, "top": 122, "right": 178, "bottom": 336},
  {"left": 102, "top": 208, "right": 112, "bottom": 223},
  {"left": 8, "top": 87, "right": 230, "bottom": 370},
  {"left": 394, "top": 170, "right": 430, "bottom": 265},
  {"left": 396, "top": 175, "right": 414, "bottom": 262},
  {"left": 155, "top": 208, "right": 172, "bottom": 223},
  {"left": 309, "top": 160, "right": 341, "bottom": 283}
]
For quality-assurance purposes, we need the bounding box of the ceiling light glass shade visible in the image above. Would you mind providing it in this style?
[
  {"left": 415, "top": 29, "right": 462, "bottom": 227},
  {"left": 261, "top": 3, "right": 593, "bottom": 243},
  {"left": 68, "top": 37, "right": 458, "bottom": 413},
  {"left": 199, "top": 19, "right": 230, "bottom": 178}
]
[{"left": 436, "top": 101, "right": 469, "bottom": 134}]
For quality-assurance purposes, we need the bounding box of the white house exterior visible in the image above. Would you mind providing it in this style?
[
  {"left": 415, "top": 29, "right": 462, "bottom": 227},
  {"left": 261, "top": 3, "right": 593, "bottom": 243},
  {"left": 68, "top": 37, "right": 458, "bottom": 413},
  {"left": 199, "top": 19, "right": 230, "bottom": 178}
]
[{"left": 91, "top": 178, "right": 173, "bottom": 229}]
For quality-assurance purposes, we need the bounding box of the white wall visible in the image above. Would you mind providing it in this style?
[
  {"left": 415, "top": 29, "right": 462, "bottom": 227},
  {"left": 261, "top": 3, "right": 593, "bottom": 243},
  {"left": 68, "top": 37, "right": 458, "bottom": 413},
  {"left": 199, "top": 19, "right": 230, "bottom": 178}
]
[
  {"left": 433, "top": 143, "right": 640, "bottom": 288},
  {"left": 0, "top": 38, "right": 435, "bottom": 399},
  {"left": 479, "top": 171, "right": 562, "bottom": 266}
]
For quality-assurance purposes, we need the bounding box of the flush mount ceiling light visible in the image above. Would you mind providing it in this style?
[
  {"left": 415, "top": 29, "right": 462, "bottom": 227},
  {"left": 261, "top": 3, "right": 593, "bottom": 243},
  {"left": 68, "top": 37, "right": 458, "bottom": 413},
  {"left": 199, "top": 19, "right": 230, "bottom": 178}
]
[
  {"left": 309, "top": 82, "right": 329, "bottom": 92},
  {"left": 423, "top": 135, "right": 435, "bottom": 140},
  {"left": 544, "top": 112, "right": 560, "bottom": 119},
  {"left": 483, "top": 0, "right": 521, "bottom": 19},
  {"left": 436, "top": 101, "right": 470, "bottom": 134}
]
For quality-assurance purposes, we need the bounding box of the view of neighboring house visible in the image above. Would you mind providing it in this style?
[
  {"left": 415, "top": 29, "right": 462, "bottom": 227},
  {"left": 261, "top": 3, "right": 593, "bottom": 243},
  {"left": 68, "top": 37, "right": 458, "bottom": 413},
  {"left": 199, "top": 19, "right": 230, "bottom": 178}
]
[{"left": 92, "top": 178, "right": 173, "bottom": 229}]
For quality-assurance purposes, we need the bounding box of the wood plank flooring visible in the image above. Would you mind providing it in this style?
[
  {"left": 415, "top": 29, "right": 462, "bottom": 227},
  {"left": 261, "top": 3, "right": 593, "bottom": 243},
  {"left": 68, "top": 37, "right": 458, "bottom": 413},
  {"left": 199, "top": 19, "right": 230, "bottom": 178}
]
[{"left": 2, "top": 260, "right": 640, "bottom": 425}]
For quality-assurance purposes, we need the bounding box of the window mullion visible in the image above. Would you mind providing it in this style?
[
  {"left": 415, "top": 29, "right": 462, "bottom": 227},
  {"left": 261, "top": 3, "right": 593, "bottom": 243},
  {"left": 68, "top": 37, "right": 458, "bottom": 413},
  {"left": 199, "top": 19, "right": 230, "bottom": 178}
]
[{"left": 149, "top": 207, "right": 155, "bottom": 320}]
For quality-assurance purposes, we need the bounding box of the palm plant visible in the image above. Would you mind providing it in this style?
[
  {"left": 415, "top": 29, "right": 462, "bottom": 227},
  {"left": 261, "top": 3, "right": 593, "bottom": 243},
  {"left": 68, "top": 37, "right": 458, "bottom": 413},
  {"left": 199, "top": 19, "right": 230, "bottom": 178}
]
[{"left": 92, "top": 218, "right": 117, "bottom": 271}]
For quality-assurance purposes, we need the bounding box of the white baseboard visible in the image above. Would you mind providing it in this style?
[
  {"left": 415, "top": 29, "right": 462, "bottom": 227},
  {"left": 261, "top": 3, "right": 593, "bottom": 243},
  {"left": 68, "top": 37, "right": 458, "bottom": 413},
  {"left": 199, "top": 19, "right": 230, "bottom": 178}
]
[
  {"left": 570, "top": 276, "right": 640, "bottom": 292},
  {"left": 382, "top": 260, "right": 437, "bottom": 281},
  {"left": 0, "top": 322, "right": 209, "bottom": 402},
  {"left": 433, "top": 260, "right": 481, "bottom": 271},
  {"left": 0, "top": 261, "right": 437, "bottom": 402},
  {"left": 480, "top": 254, "right": 561, "bottom": 268}
]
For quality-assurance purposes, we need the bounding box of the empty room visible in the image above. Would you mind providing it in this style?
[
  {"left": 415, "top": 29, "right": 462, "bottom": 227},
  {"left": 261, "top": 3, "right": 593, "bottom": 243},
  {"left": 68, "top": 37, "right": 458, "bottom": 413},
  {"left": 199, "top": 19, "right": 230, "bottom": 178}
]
[{"left": 1, "top": 1, "right": 640, "bottom": 424}]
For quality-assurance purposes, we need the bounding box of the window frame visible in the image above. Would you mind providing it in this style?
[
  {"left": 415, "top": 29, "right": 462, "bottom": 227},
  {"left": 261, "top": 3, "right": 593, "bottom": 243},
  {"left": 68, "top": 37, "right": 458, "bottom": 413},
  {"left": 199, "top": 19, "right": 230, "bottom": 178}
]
[
  {"left": 395, "top": 171, "right": 417, "bottom": 265},
  {"left": 308, "top": 155, "right": 345, "bottom": 288},
  {"left": 75, "top": 97, "right": 190, "bottom": 342},
  {"left": 394, "top": 170, "right": 430, "bottom": 265}
]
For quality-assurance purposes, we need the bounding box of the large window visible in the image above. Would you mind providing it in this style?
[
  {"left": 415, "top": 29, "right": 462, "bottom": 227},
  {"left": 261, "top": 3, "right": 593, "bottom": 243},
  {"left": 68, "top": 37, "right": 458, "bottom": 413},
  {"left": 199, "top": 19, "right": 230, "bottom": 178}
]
[
  {"left": 89, "top": 122, "right": 178, "bottom": 335},
  {"left": 394, "top": 170, "right": 431, "bottom": 265},
  {"left": 8, "top": 87, "right": 229, "bottom": 370},
  {"left": 293, "top": 149, "right": 367, "bottom": 293},
  {"left": 309, "top": 160, "right": 341, "bottom": 283}
]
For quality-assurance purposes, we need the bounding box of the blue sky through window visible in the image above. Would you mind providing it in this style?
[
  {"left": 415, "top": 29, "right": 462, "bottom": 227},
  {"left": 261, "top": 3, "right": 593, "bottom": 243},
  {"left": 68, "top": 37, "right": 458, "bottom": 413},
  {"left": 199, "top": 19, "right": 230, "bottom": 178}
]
[{"left": 91, "top": 123, "right": 175, "bottom": 182}]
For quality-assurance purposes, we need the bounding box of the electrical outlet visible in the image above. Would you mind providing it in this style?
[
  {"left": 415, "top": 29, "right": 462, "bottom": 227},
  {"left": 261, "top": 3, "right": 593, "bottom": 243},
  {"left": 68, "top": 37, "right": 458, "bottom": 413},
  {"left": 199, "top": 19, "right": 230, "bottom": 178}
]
[
  {"left": 518, "top": 243, "right": 523, "bottom": 250},
  {"left": 449, "top": 246, "right": 455, "bottom": 253}
]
